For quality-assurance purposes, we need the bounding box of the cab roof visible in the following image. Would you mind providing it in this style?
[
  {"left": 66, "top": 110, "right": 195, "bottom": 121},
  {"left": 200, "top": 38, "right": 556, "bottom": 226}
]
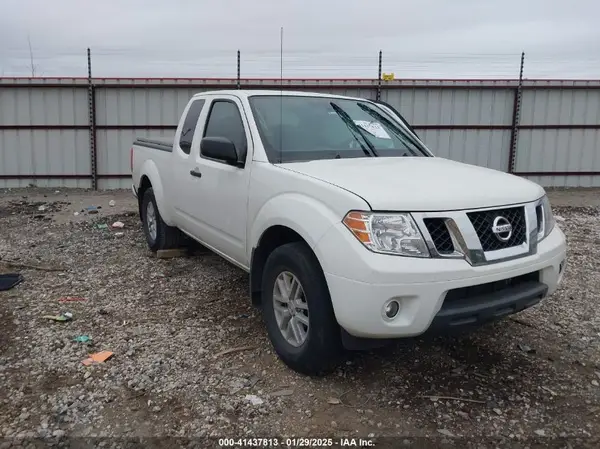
[{"left": 192, "top": 89, "right": 366, "bottom": 102}]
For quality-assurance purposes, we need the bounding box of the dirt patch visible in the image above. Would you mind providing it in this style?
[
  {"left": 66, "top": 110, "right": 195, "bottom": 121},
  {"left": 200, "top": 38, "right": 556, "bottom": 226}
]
[
  {"left": 0, "top": 199, "right": 69, "bottom": 220},
  {"left": 0, "top": 188, "right": 599, "bottom": 447}
]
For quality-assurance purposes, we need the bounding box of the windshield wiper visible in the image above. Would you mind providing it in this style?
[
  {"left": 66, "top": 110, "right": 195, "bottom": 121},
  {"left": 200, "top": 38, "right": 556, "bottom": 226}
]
[
  {"left": 329, "top": 102, "right": 378, "bottom": 157},
  {"left": 373, "top": 100, "right": 419, "bottom": 137},
  {"left": 356, "top": 103, "right": 427, "bottom": 156}
]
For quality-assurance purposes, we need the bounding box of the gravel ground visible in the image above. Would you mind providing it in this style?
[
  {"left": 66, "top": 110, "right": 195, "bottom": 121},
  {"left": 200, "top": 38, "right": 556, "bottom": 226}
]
[{"left": 0, "top": 188, "right": 599, "bottom": 448}]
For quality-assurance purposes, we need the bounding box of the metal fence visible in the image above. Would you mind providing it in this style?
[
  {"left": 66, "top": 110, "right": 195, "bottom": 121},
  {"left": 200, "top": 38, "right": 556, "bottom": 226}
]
[{"left": 2, "top": 74, "right": 600, "bottom": 189}]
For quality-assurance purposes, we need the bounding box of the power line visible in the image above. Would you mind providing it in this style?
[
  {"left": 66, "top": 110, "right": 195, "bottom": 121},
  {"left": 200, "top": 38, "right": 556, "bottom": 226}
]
[{"left": 2, "top": 47, "right": 600, "bottom": 78}]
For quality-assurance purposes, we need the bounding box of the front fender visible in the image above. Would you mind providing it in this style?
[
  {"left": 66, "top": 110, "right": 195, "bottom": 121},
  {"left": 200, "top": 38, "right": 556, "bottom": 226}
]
[
  {"left": 250, "top": 193, "right": 342, "bottom": 255},
  {"left": 138, "top": 160, "right": 175, "bottom": 226}
]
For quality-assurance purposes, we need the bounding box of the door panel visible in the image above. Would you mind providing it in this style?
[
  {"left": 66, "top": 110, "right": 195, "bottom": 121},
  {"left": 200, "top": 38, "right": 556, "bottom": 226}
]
[
  {"left": 171, "top": 98, "right": 208, "bottom": 235},
  {"left": 180, "top": 95, "right": 252, "bottom": 267}
]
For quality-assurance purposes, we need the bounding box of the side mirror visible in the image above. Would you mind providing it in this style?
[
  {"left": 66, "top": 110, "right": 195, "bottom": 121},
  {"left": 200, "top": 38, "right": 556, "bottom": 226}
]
[{"left": 200, "top": 137, "right": 240, "bottom": 165}]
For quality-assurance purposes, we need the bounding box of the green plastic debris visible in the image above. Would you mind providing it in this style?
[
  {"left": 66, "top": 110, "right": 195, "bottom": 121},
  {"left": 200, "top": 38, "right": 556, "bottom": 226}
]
[
  {"left": 42, "top": 312, "right": 73, "bottom": 322},
  {"left": 73, "top": 335, "right": 91, "bottom": 343},
  {"left": 96, "top": 223, "right": 108, "bottom": 230}
]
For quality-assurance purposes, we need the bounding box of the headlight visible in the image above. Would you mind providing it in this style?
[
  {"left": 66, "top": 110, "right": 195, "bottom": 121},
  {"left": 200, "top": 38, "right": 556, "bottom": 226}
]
[
  {"left": 537, "top": 195, "right": 555, "bottom": 241},
  {"left": 342, "top": 211, "right": 430, "bottom": 257}
]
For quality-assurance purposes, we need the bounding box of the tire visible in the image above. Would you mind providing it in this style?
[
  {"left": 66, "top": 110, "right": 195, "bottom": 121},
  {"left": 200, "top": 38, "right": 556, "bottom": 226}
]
[
  {"left": 261, "top": 242, "right": 343, "bottom": 375},
  {"left": 141, "top": 187, "right": 183, "bottom": 252}
]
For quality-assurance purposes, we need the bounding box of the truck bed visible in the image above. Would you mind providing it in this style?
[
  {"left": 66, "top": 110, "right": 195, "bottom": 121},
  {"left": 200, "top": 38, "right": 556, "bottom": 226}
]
[{"left": 134, "top": 137, "right": 174, "bottom": 152}]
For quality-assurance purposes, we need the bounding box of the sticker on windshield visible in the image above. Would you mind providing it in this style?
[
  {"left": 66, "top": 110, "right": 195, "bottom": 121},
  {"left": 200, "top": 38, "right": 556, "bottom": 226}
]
[{"left": 354, "top": 120, "right": 391, "bottom": 139}]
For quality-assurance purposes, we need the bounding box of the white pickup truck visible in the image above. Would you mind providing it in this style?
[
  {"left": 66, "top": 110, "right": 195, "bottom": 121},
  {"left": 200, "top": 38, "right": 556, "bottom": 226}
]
[{"left": 131, "top": 90, "right": 567, "bottom": 375}]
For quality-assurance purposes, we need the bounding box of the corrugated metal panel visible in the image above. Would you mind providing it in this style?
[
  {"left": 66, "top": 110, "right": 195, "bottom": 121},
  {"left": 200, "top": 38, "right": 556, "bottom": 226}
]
[
  {"left": 381, "top": 88, "right": 514, "bottom": 125},
  {"left": 523, "top": 175, "right": 600, "bottom": 188},
  {"left": 96, "top": 129, "right": 175, "bottom": 186},
  {"left": 520, "top": 89, "right": 600, "bottom": 125},
  {"left": 2, "top": 78, "right": 600, "bottom": 189},
  {"left": 0, "top": 86, "right": 90, "bottom": 188},
  {"left": 420, "top": 130, "right": 510, "bottom": 171},
  {"left": 521, "top": 79, "right": 600, "bottom": 89},
  {"left": 96, "top": 178, "right": 130, "bottom": 190},
  {"left": 0, "top": 78, "right": 89, "bottom": 87},
  {"left": 0, "top": 129, "right": 90, "bottom": 188},
  {"left": 0, "top": 177, "right": 91, "bottom": 189},
  {"left": 0, "top": 178, "right": 92, "bottom": 189},
  {"left": 0, "top": 87, "right": 88, "bottom": 126},
  {"left": 95, "top": 87, "right": 204, "bottom": 126},
  {"left": 94, "top": 78, "right": 240, "bottom": 87},
  {"left": 301, "top": 87, "right": 378, "bottom": 100},
  {"left": 515, "top": 129, "right": 600, "bottom": 172}
]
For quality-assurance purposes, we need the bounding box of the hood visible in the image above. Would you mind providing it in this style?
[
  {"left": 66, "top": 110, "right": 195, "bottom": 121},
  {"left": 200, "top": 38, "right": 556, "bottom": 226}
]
[{"left": 280, "top": 157, "right": 545, "bottom": 211}]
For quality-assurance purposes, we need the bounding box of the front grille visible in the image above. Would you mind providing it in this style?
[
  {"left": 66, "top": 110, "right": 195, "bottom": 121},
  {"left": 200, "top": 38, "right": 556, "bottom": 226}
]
[
  {"left": 423, "top": 218, "right": 454, "bottom": 254},
  {"left": 467, "top": 206, "right": 526, "bottom": 252},
  {"left": 444, "top": 271, "right": 539, "bottom": 304}
]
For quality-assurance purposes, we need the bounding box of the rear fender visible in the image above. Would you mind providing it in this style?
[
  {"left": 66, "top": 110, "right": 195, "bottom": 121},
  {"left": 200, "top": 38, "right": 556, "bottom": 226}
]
[{"left": 138, "top": 160, "right": 176, "bottom": 226}]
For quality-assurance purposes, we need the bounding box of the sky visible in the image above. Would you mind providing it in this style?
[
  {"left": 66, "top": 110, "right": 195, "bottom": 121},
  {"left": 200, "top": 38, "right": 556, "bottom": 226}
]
[{"left": 1, "top": 0, "right": 600, "bottom": 79}]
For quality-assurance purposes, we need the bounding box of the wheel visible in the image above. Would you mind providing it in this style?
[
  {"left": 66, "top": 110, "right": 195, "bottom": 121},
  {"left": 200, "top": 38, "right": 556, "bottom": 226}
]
[
  {"left": 141, "top": 187, "right": 183, "bottom": 251},
  {"left": 261, "top": 242, "right": 343, "bottom": 375}
]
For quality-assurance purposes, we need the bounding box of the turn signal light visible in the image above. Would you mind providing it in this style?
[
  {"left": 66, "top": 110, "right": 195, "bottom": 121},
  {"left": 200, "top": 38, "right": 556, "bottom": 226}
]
[{"left": 342, "top": 211, "right": 372, "bottom": 244}]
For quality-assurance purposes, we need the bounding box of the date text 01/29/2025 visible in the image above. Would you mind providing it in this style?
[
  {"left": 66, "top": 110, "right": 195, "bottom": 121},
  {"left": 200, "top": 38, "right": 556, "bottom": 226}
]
[{"left": 218, "top": 437, "right": 375, "bottom": 447}]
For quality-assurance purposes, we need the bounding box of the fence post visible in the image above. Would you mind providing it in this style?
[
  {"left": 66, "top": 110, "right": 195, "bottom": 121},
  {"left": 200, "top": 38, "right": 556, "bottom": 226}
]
[
  {"left": 376, "top": 50, "right": 382, "bottom": 101},
  {"left": 87, "top": 48, "right": 98, "bottom": 190},
  {"left": 508, "top": 52, "right": 525, "bottom": 174},
  {"left": 237, "top": 50, "right": 241, "bottom": 89}
]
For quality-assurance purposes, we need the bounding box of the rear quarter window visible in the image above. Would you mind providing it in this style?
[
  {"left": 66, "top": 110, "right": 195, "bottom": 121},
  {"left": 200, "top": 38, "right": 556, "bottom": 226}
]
[{"left": 178, "top": 99, "right": 206, "bottom": 154}]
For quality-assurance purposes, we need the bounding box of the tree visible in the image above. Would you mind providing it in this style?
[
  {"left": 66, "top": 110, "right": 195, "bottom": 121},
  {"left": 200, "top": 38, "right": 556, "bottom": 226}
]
[{"left": 28, "top": 35, "right": 39, "bottom": 77}]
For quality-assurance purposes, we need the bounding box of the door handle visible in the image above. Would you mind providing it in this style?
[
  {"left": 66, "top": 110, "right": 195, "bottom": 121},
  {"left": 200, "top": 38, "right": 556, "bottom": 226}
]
[{"left": 190, "top": 169, "right": 202, "bottom": 178}]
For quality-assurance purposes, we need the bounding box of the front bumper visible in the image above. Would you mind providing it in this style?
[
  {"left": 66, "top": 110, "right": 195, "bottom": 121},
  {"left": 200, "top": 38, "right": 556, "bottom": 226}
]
[
  {"left": 427, "top": 275, "right": 547, "bottom": 332},
  {"left": 314, "top": 223, "right": 567, "bottom": 339}
]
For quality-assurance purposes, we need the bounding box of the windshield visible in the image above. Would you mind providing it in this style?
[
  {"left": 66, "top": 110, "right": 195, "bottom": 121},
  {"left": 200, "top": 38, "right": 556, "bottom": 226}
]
[{"left": 248, "top": 95, "right": 430, "bottom": 163}]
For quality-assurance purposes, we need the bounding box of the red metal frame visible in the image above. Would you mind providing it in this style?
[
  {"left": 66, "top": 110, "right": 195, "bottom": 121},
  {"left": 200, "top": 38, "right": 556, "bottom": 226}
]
[
  {"left": 96, "top": 125, "right": 177, "bottom": 130},
  {"left": 518, "top": 124, "right": 600, "bottom": 130},
  {"left": 0, "top": 173, "right": 132, "bottom": 180},
  {"left": 78, "top": 83, "right": 517, "bottom": 90},
  {"left": 0, "top": 125, "right": 89, "bottom": 130},
  {"left": 0, "top": 174, "right": 91, "bottom": 179},
  {"left": 2, "top": 76, "right": 600, "bottom": 90},
  {"left": 5, "top": 83, "right": 597, "bottom": 90},
  {"left": 97, "top": 174, "right": 131, "bottom": 179},
  {"left": 3, "top": 76, "right": 600, "bottom": 82},
  {"left": 4, "top": 124, "right": 599, "bottom": 131},
  {"left": 413, "top": 125, "right": 511, "bottom": 130},
  {"left": 4, "top": 171, "right": 600, "bottom": 180},
  {"left": 514, "top": 171, "right": 600, "bottom": 176}
]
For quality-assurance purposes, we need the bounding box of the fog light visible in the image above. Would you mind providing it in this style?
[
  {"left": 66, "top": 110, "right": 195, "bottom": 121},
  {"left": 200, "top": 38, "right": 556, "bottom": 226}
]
[{"left": 384, "top": 300, "right": 400, "bottom": 319}]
